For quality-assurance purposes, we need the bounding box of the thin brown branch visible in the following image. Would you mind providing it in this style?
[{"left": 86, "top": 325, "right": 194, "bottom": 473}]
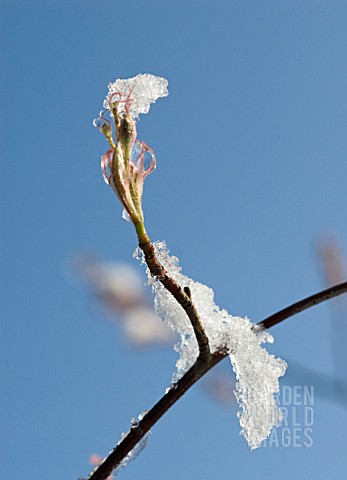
[
  {"left": 137, "top": 231, "right": 211, "bottom": 361},
  {"left": 86, "top": 280, "right": 347, "bottom": 480},
  {"left": 258, "top": 281, "right": 347, "bottom": 330},
  {"left": 87, "top": 352, "right": 225, "bottom": 480}
]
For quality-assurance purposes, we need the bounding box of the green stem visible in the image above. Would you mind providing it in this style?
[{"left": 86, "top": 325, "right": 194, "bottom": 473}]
[{"left": 134, "top": 221, "right": 147, "bottom": 240}]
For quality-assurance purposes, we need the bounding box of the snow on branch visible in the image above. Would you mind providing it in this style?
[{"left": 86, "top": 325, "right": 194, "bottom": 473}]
[
  {"left": 135, "top": 241, "right": 287, "bottom": 449},
  {"left": 103, "top": 73, "right": 169, "bottom": 119}
]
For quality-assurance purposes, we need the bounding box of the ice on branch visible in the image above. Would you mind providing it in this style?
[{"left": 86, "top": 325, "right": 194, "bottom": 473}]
[
  {"left": 87, "top": 412, "right": 151, "bottom": 479},
  {"left": 115, "top": 412, "right": 152, "bottom": 473},
  {"left": 104, "top": 73, "right": 169, "bottom": 119},
  {"left": 134, "top": 241, "right": 287, "bottom": 449}
]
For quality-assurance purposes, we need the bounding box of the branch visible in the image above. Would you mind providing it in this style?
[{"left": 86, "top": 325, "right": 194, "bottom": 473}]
[
  {"left": 137, "top": 231, "right": 211, "bottom": 361},
  {"left": 86, "top": 280, "right": 347, "bottom": 480},
  {"left": 258, "top": 281, "right": 347, "bottom": 329},
  {"left": 87, "top": 352, "right": 225, "bottom": 480}
]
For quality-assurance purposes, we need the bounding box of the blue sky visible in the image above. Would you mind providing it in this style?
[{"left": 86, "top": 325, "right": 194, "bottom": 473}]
[{"left": 2, "top": 0, "right": 347, "bottom": 479}]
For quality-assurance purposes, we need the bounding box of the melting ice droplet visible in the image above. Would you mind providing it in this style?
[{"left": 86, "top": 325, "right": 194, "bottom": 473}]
[
  {"left": 93, "top": 117, "right": 106, "bottom": 129},
  {"left": 130, "top": 142, "right": 142, "bottom": 167},
  {"left": 122, "top": 209, "right": 131, "bottom": 222},
  {"left": 130, "top": 141, "right": 156, "bottom": 174}
]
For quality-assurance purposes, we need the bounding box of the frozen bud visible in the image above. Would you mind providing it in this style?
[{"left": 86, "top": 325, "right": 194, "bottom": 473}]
[
  {"left": 94, "top": 73, "right": 168, "bottom": 227},
  {"left": 101, "top": 140, "right": 156, "bottom": 225}
]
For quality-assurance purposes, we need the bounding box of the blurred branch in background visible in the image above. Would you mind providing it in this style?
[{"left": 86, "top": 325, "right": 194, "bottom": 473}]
[
  {"left": 317, "top": 235, "right": 347, "bottom": 401},
  {"left": 72, "top": 252, "right": 173, "bottom": 347},
  {"left": 273, "top": 235, "right": 347, "bottom": 410},
  {"left": 202, "top": 369, "right": 237, "bottom": 409}
]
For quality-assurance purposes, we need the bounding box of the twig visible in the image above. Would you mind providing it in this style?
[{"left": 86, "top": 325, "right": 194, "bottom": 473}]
[
  {"left": 86, "top": 280, "right": 347, "bottom": 480},
  {"left": 137, "top": 231, "right": 211, "bottom": 361},
  {"left": 87, "top": 352, "right": 225, "bottom": 480},
  {"left": 258, "top": 281, "right": 347, "bottom": 330}
]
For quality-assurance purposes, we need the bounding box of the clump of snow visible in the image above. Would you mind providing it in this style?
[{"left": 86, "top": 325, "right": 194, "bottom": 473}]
[
  {"left": 104, "top": 73, "right": 169, "bottom": 119},
  {"left": 134, "top": 241, "right": 287, "bottom": 449}
]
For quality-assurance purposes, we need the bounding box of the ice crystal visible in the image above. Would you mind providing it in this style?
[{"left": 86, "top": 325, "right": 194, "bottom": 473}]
[
  {"left": 104, "top": 73, "right": 168, "bottom": 119},
  {"left": 134, "top": 241, "right": 287, "bottom": 449},
  {"left": 86, "top": 412, "right": 151, "bottom": 479},
  {"left": 114, "top": 412, "right": 152, "bottom": 473}
]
